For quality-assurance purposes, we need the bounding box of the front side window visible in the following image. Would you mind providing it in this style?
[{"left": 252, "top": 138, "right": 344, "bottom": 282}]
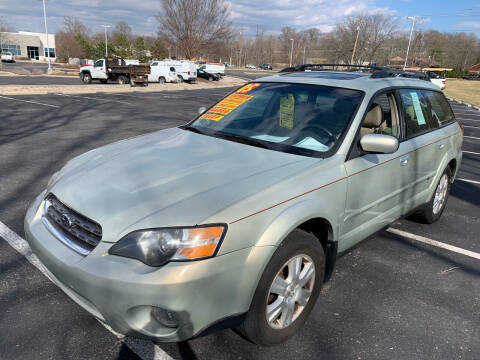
[
  {"left": 399, "top": 89, "right": 435, "bottom": 138},
  {"left": 189, "top": 82, "right": 364, "bottom": 157},
  {"left": 94, "top": 59, "right": 104, "bottom": 67},
  {"left": 422, "top": 90, "right": 455, "bottom": 127},
  {"left": 361, "top": 92, "right": 400, "bottom": 138}
]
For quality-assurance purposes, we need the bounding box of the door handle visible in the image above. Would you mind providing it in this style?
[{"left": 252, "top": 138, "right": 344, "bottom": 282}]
[
  {"left": 400, "top": 155, "right": 410, "bottom": 166},
  {"left": 439, "top": 142, "right": 446, "bottom": 149}
]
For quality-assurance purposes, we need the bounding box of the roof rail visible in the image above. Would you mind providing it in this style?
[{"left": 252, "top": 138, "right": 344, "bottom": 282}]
[
  {"left": 278, "top": 63, "right": 431, "bottom": 82},
  {"left": 278, "top": 63, "right": 385, "bottom": 73}
]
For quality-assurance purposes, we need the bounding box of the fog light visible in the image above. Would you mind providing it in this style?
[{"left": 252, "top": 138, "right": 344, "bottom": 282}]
[{"left": 151, "top": 307, "right": 178, "bottom": 328}]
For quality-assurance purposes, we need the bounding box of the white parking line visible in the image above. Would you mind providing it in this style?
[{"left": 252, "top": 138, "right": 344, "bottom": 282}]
[
  {"left": 457, "top": 178, "right": 480, "bottom": 185},
  {"left": 387, "top": 228, "right": 480, "bottom": 260},
  {"left": 55, "top": 93, "right": 132, "bottom": 105},
  {"left": 463, "top": 125, "right": 479, "bottom": 129},
  {"left": 0, "top": 220, "right": 172, "bottom": 360},
  {"left": 464, "top": 135, "right": 480, "bottom": 140},
  {"left": 0, "top": 95, "right": 59, "bottom": 108},
  {"left": 463, "top": 150, "right": 480, "bottom": 155}
]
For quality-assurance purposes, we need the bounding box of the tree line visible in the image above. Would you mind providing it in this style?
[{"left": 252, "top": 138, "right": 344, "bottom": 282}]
[{"left": 52, "top": 0, "right": 479, "bottom": 73}]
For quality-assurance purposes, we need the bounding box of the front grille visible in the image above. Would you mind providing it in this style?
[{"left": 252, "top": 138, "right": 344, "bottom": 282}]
[{"left": 44, "top": 193, "right": 102, "bottom": 254}]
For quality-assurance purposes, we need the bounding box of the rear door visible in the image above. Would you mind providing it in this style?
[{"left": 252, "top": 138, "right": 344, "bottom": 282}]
[{"left": 397, "top": 89, "right": 444, "bottom": 209}]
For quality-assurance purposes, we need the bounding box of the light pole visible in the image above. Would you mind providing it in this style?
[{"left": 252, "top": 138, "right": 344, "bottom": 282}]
[
  {"left": 41, "top": 0, "right": 51, "bottom": 71},
  {"left": 100, "top": 25, "right": 112, "bottom": 57},
  {"left": 404, "top": 16, "right": 416, "bottom": 70},
  {"left": 289, "top": 38, "right": 294, "bottom": 67},
  {"left": 350, "top": 26, "right": 360, "bottom": 64}
]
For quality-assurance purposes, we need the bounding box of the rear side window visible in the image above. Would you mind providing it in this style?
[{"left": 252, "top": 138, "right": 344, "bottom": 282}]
[
  {"left": 423, "top": 91, "right": 455, "bottom": 127},
  {"left": 399, "top": 89, "right": 435, "bottom": 137}
]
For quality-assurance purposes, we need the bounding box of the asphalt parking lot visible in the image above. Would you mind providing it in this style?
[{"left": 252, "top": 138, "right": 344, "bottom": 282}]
[{"left": 0, "top": 87, "right": 479, "bottom": 359}]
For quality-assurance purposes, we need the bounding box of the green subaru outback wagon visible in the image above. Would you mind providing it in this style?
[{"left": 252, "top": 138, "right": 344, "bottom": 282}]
[{"left": 25, "top": 65, "right": 463, "bottom": 345}]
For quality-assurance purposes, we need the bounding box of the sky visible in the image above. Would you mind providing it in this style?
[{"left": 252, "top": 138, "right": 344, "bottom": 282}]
[{"left": 0, "top": 0, "right": 479, "bottom": 37}]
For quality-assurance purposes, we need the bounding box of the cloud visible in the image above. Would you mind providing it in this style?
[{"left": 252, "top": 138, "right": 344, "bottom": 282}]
[
  {"left": 456, "top": 21, "right": 480, "bottom": 29},
  {"left": 2, "top": 0, "right": 395, "bottom": 38}
]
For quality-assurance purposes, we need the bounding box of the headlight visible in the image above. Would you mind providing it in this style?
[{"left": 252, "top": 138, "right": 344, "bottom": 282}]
[{"left": 109, "top": 225, "right": 227, "bottom": 267}]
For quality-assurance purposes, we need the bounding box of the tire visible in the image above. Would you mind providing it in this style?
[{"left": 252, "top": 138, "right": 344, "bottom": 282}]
[
  {"left": 177, "top": 75, "right": 184, "bottom": 83},
  {"left": 81, "top": 72, "right": 92, "bottom": 84},
  {"left": 237, "top": 229, "right": 324, "bottom": 346},
  {"left": 158, "top": 76, "right": 166, "bottom": 84},
  {"left": 118, "top": 76, "right": 129, "bottom": 85},
  {"left": 100, "top": 79, "right": 108, "bottom": 84},
  {"left": 208, "top": 76, "right": 213, "bottom": 82},
  {"left": 414, "top": 166, "right": 452, "bottom": 224}
]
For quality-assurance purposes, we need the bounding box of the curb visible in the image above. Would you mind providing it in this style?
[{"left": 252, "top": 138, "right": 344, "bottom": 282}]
[{"left": 447, "top": 97, "right": 480, "bottom": 111}]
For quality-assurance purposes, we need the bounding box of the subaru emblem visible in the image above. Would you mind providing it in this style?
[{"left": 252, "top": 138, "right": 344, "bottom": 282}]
[{"left": 61, "top": 214, "right": 73, "bottom": 227}]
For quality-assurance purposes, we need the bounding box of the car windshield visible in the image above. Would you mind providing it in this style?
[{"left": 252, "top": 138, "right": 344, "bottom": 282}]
[{"left": 189, "top": 82, "right": 363, "bottom": 157}]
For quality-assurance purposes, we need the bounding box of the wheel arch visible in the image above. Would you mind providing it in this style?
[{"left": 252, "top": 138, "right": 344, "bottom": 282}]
[{"left": 254, "top": 199, "right": 338, "bottom": 283}]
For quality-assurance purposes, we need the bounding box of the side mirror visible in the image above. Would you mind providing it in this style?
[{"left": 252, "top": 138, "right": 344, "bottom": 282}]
[
  {"left": 360, "top": 133, "right": 399, "bottom": 154},
  {"left": 198, "top": 106, "right": 206, "bottom": 115}
]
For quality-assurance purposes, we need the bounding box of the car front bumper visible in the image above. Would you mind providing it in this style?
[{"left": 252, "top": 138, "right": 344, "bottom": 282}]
[{"left": 24, "top": 191, "right": 275, "bottom": 341}]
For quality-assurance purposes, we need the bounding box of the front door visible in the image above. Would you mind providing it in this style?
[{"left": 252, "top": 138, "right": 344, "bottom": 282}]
[
  {"left": 91, "top": 59, "right": 108, "bottom": 79},
  {"left": 340, "top": 91, "right": 413, "bottom": 251}
]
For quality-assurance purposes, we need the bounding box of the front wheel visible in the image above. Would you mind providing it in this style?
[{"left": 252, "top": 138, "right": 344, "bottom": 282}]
[
  {"left": 177, "top": 75, "right": 184, "bottom": 83},
  {"left": 158, "top": 76, "right": 166, "bottom": 84},
  {"left": 80, "top": 73, "right": 92, "bottom": 84},
  {"left": 414, "top": 166, "right": 452, "bottom": 223},
  {"left": 237, "top": 229, "right": 324, "bottom": 346}
]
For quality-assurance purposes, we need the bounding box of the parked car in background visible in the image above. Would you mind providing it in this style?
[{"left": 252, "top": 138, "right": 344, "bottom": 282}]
[
  {"left": 159, "top": 60, "right": 197, "bottom": 83},
  {"left": 245, "top": 64, "right": 256, "bottom": 69},
  {"left": 259, "top": 64, "right": 272, "bottom": 70},
  {"left": 197, "top": 68, "right": 220, "bottom": 81},
  {"left": 425, "top": 71, "right": 446, "bottom": 90},
  {"left": 1, "top": 51, "right": 14, "bottom": 63},
  {"left": 199, "top": 62, "right": 225, "bottom": 76},
  {"left": 79, "top": 57, "right": 150, "bottom": 86},
  {"left": 148, "top": 62, "right": 177, "bottom": 83},
  {"left": 462, "top": 74, "right": 480, "bottom": 80},
  {"left": 25, "top": 64, "right": 462, "bottom": 346}
]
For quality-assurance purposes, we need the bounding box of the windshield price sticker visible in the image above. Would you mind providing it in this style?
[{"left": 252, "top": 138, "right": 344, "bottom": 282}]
[
  {"left": 199, "top": 113, "right": 224, "bottom": 121},
  {"left": 410, "top": 92, "right": 426, "bottom": 125},
  {"left": 280, "top": 93, "right": 295, "bottom": 129},
  {"left": 236, "top": 83, "right": 261, "bottom": 94},
  {"left": 210, "top": 93, "right": 254, "bottom": 116}
]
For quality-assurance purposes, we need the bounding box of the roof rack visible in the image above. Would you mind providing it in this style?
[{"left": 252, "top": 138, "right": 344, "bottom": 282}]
[
  {"left": 278, "top": 63, "right": 385, "bottom": 73},
  {"left": 278, "top": 63, "right": 431, "bottom": 82}
]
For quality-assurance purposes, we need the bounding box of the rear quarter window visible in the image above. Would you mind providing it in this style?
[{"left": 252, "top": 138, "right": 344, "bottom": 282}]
[
  {"left": 399, "top": 89, "right": 436, "bottom": 137},
  {"left": 422, "top": 91, "right": 455, "bottom": 127}
]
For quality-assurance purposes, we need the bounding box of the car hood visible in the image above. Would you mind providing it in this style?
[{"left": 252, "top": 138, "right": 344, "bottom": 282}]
[{"left": 49, "top": 127, "right": 315, "bottom": 242}]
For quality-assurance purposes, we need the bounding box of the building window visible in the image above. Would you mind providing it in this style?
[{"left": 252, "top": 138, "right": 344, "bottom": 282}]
[
  {"left": 44, "top": 47, "right": 55, "bottom": 58},
  {"left": 1, "top": 44, "right": 21, "bottom": 56}
]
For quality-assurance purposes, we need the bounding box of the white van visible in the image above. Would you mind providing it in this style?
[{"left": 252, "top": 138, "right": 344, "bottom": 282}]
[
  {"left": 159, "top": 60, "right": 197, "bottom": 83},
  {"left": 198, "top": 62, "right": 225, "bottom": 76},
  {"left": 148, "top": 62, "right": 177, "bottom": 83}
]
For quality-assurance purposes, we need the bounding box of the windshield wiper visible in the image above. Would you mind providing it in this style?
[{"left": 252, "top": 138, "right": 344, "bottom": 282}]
[{"left": 216, "top": 132, "right": 271, "bottom": 149}]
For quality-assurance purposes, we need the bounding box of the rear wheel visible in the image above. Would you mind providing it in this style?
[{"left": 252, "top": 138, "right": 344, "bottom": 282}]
[
  {"left": 158, "top": 76, "right": 166, "bottom": 84},
  {"left": 118, "top": 76, "right": 129, "bottom": 85},
  {"left": 414, "top": 166, "right": 452, "bottom": 223},
  {"left": 237, "top": 229, "right": 324, "bottom": 346},
  {"left": 208, "top": 76, "right": 213, "bottom": 81},
  {"left": 81, "top": 73, "right": 92, "bottom": 84}
]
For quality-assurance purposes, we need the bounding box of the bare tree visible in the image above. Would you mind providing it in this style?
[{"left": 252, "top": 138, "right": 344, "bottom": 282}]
[
  {"left": 55, "top": 17, "right": 88, "bottom": 62},
  {"left": 0, "top": 18, "right": 14, "bottom": 70},
  {"left": 157, "top": 0, "right": 232, "bottom": 59}
]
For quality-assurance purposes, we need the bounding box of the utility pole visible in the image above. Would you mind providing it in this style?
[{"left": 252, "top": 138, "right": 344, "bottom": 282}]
[
  {"left": 41, "top": 0, "right": 51, "bottom": 71},
  {"left": 404, "top": 16, "right": 416, "bottom": 70},
  {"left": 289, "top": 38, "right": 294, "bottom": 67},
  {"left": 303, "top": 45, "right": 306, "bottom": 64},
  {"left": 100, "top": 25, "right": 112, "bottom": 57},
  {"left": 350, "top": 26, "right": 360, "bottom": 64}
]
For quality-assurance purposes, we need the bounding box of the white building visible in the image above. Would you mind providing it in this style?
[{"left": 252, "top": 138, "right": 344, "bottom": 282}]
[{"left": 1, "top": 31, "right": 56, "bottom": 61}]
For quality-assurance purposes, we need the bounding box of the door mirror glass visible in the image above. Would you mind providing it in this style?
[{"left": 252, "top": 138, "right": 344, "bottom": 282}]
[
  {"left": 360, "top": 133, "right": 399, "bottom": 154},
  {"left": 198, "top": 106, "right": 207, "bottom": 115}
]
